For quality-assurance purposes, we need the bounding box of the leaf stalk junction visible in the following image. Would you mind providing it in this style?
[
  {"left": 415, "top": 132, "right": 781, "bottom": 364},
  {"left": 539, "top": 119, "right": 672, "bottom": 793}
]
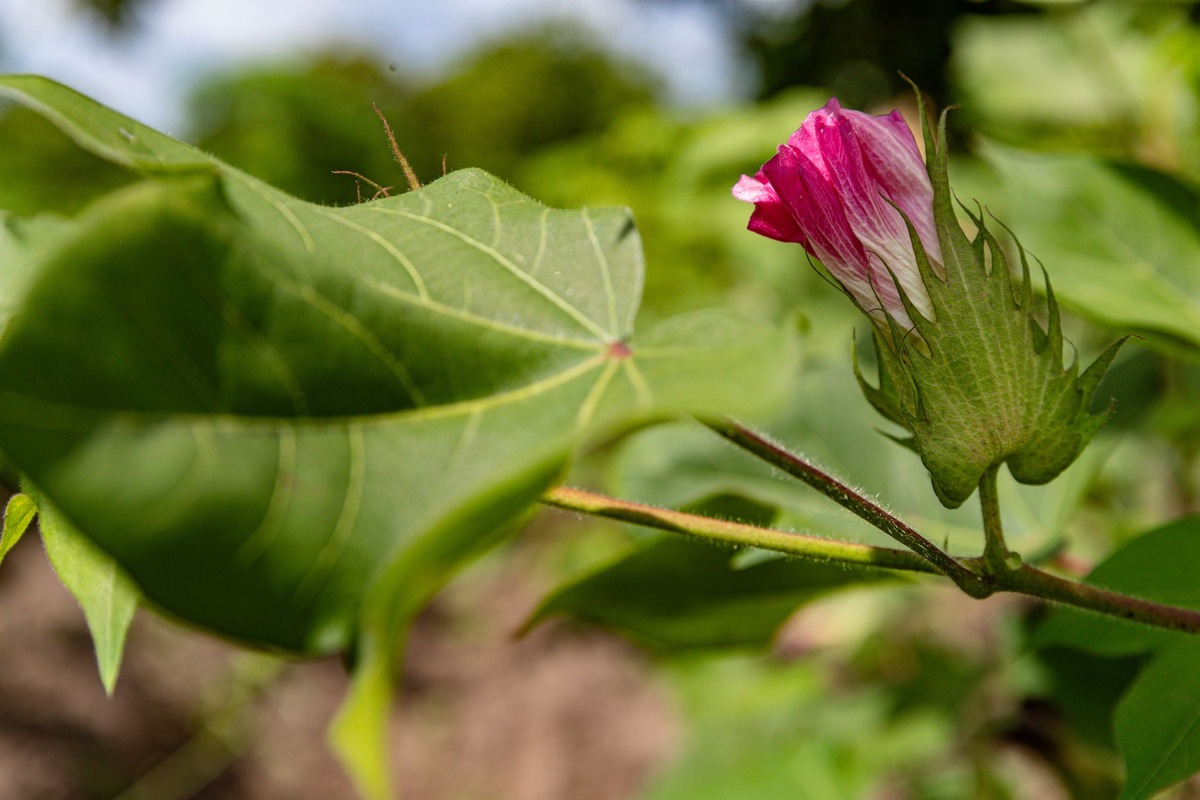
[{"left": 542, "top": 418, "right": 1200, "bottom": 636}]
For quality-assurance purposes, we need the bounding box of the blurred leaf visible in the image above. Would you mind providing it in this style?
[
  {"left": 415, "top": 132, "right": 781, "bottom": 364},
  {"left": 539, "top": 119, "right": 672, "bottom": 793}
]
[
  {"left": 189, "top": 56, "right": 412, "bottom": 206},
  {"left": 401, "top": 25, "right": 657, "bottom": 183},
  {"left": 530, "top": 536, "right": 891, "bottom": 651},
  {"left": 640, "top": 657, "right": 955, "bottom": 800},
  {"left": 984, "top": 147, "right": 1200, "bottom": 356},
  {"left": 0, "top": 492, "right": 35, "bottom": 566},
  {"left": 954, "top": 8, "right": 1149, "bottom": 144},
  {"left": 1036, "top": 646, "right": 1142, "bottom": 751},
  {"left": 1115, "top": 639, "right": 1200, "bottom": 800},
  {"left": 73, "top": 0, "right": 153, "bottom": 30},
  {"left": 1033, "top": 517, "right": 1200, "bottom": 798},
  {"left": 953, "top": 3, "right": 1200, "bottom": 173},
  {"left": 0, "top": 212, "right": 69, "bottom": 334},
  {"left": 740, "top": 0, "right": 965, "bottom": 110},
  {"left": 37, "top": 493, "right": 139, "bottom": 695},
  {"left": 613, "top": 361, "right": 1111, "bottom": 559},
  {"left": 1033, "top": 516, "right": 1200, "bottom": 656}
]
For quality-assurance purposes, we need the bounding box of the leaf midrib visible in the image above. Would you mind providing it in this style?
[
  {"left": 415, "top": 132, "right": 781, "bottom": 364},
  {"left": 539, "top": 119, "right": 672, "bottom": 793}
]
[{"left": 0, "top": 348, "right": 617, "bottom": 432}]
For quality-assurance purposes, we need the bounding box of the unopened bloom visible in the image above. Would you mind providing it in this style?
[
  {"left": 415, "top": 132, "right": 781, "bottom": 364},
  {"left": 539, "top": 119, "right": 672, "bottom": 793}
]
[
  {"left": 733, "top": 98, "right": 942, "bottom": 331},
  {"left": 734, "top": 94, "right": 1123, "bottom": 510}
]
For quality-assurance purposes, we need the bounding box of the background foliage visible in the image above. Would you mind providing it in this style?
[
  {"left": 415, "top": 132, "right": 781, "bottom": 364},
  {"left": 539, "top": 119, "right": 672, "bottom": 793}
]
[{"left": 3, "top": 1, "right": 1200, "bottom": 798}]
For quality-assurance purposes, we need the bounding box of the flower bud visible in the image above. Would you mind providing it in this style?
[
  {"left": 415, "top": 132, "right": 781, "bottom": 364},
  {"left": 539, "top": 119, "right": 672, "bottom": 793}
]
[
  {"left": 735, "top": 94, "right": 1123, "bottom": 508},
  {"left": 733, "top": 98, "right": 942, "bottom": 331}
]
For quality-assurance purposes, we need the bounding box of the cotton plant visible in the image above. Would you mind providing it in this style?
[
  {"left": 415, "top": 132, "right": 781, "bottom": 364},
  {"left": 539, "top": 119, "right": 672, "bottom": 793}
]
[
  {"left": 731, "top": 93, "right": 1122, "bottom": 570},
  {"left": 1, "top": 74, "right": 1199, "bottom": 800}
]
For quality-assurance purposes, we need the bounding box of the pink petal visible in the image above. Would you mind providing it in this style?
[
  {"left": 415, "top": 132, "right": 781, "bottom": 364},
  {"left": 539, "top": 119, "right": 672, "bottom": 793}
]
[
  {"left": 761, "top": 145, "right": 873, "bottom": 294},
  {"left": 732, "top": 172, "right": 807, "bottom": 244},
  {"left": 844, "top": 108, "right": 943, "bottom": 270},
  {"left": 814, "top": 114, "right": 930, "bottom": 317}
]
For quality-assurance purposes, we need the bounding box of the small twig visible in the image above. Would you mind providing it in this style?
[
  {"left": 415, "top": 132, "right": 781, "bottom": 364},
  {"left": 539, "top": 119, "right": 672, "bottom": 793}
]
[
  {"left": 1004, "top": 564, "right": 1200, "bottom": 635},
  {"left": 541, "top": 485, "right": 1200, "bottom": 636},
  {"left": 372, "top": 102, "right": 421, "bottom": 192},
  {"left": 331, "top": 170, "right": 392, "bottom": 202},
  {"left": 542, "top": 485, "right": 941, "bottom": 575}
]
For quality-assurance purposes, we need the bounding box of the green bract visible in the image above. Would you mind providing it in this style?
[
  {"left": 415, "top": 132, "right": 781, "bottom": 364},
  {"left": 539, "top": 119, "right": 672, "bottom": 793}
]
[{"left": 856, "top": 102, "right": 1124, "bottom": 508}]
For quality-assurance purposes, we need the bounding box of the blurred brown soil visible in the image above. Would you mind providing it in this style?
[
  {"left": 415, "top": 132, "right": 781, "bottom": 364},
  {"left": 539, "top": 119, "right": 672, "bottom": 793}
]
[{"left": 0, "top": 529, "right": 678, "bottom": 800}]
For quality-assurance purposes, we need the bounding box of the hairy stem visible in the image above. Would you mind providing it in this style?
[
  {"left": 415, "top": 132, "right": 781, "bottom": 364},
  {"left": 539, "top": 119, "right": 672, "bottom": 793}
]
[
  {"left": 1003, "top": 565, "right": 1200, "bottom": 634},
  {"left": 702, "top": 417, "right": 993, "bottom": 597},
  {"left": 541, "top": 485, "right": 1200, "bottom": 636},
  {"left": 543, "top": 485, "right": 940, "bottom": 574}
]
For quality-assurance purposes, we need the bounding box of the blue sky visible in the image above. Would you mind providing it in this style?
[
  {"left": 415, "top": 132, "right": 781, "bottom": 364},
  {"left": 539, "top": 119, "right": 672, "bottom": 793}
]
[{"left": 0, "top": 0, "right": 762, "bottom": 135}]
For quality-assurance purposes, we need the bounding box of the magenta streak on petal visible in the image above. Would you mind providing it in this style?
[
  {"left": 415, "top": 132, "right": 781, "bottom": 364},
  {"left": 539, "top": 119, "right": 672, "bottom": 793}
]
[
  {"left": 731, "top": 96, "right": 940, "bottom": 333},
  {"left": 818, "top": 116, "right": 931, "bottom": 320},
  {"left": 762, "top": 146, "right": 870, "bottom": 292},
  {"left": 852, "top": 109, "right": 943, "bottom": 271},
  {"left": 732, "top": 172, "right": 807, "bottom": 244}
]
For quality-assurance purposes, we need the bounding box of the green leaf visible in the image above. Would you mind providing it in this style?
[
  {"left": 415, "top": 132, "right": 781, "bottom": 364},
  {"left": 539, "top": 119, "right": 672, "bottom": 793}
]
[
  {"left": 529, "top": 537, "right": 890, "bottom": 651},
  {"left": 1115, "top": 640, "right": 1200, "bottom": 800},
  {"left": 0, "top": 211, "right": 67, "bottom": 335},
  {"left": 983, "top": 147, "right": 1200, "bottom": 356},
  {"left": 37, "top": 493, "right": 139, "bottom": 695},
  {"left": 0, "top": 76, "right": 795, "bottom": 796},
  {"left": 0, "top": 171, "right": 789, "bottom": 655},
  {"left": 0, "top": 492, "right": 36, "bottom": 566},
  {"left": 1032, "top": 518, "right": 1200, "bottom": 799},
  {"left": 0, "top": 74, "right": 793, "bottom": 654},
  {"left": 1033, "top": 516, "right": 1200, "bottom": 657}
]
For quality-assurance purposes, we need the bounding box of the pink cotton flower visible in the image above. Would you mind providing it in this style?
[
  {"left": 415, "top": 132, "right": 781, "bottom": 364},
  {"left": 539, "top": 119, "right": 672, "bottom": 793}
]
[{"left": 733, "top": 98, "right": 943, "bottom": 330}]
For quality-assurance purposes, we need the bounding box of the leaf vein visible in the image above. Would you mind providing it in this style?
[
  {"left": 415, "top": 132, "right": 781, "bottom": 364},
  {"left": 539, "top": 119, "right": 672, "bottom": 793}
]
[
  {"left": 296, "top": 284, "right": 428, "bottom": 407},
  {"left": 368, "top": 207, "right": 609, "bottom": 339},
  {"left": 307, "top": 207, "right": 430, "bottom": 300},
  {"left": 296, "top": 425, "right": 367, "bottom": 602},
  {"left": 583, "top": 209, "right": 620, "bottom": 334}
]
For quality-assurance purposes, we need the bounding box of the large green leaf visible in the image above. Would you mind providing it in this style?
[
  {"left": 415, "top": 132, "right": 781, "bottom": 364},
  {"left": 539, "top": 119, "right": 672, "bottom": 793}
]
[
  {"left": 0, "top": 76, "right": 795, "bottom": 661},
  {"left": 983, "top": 146, "right": 1200, "bottom": 355}
]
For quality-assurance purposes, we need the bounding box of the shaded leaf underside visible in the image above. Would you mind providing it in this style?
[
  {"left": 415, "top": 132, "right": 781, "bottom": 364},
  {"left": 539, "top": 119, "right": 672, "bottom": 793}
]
[{"left": 0, "top": 75, "right": 793, "bottom": 653}]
